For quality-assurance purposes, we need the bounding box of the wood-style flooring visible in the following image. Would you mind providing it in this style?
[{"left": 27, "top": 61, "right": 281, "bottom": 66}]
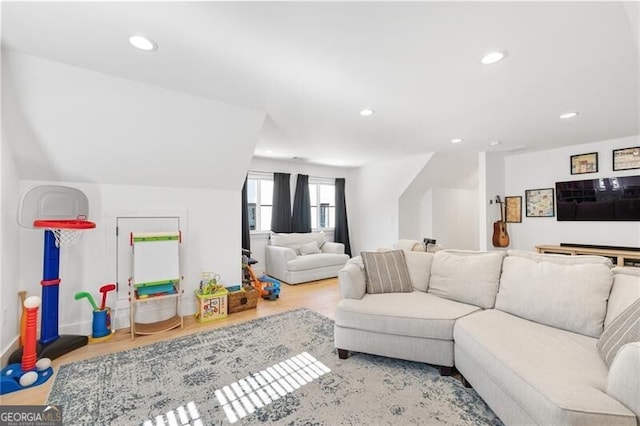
[{"left": 0, "top": 278, "right": 339, "bottom": 406}]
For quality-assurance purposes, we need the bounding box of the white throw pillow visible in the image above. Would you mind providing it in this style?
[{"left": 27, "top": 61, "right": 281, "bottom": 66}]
[
  {"left": 403, "top": 250, "right": 434, "bottom": 292},
  {"left": 299, "top": 241, "right": 321, "bottom": 255},
  {"left": 428, "top": 250, "right": 505, "bottom": 308},
  {"left": 495, "top": 256, "right": 614, "bottom": 337}
]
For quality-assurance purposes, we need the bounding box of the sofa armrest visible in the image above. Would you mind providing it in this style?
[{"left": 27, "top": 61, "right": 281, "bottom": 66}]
[
  {"left": 339, "top": 261, "right": 366, "bottom": 300},
  {"left": 265, "top": 245, "right": 297, "bottom": 279},
  {"left": 322, "top": 242, "right": 345, "bottom": 254},
  {"left": 606, "top": 342, "right": 640, "bottom": 418}
]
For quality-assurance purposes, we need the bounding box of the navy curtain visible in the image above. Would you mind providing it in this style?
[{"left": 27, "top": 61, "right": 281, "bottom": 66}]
[
  {"left": 271, "top": 172, "right": 292, "bottom": 233},
  {"left": 334, "top": 178, "right": 352, "bottom": 256},
  {"left": 241, "top": 176, "right": 251, "bottom": 251},
  {"left": 291, "top": 174, "right": 311, "bottom": 232}
]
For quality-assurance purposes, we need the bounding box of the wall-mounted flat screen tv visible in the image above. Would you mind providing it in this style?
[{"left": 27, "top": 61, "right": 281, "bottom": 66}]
[{"left": 556, "top": 175, "right": 640, "bottom": 221}]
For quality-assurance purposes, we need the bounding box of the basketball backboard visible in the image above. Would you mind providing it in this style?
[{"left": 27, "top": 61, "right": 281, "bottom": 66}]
[{"left": 18, "top": 185, "right": 90, "bottom": 228}]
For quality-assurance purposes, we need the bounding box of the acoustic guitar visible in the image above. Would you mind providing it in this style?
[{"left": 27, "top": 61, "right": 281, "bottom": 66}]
[{"left": 492, "top": 196, "right": 510, "bottom": 248}]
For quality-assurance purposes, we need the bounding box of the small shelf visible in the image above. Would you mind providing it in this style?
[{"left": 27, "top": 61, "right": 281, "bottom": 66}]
[
  {"left": 132, "top": 315, "right": 183, "bottom": 336},
  {"left": 133, "top": 286, "right": 180, "bottom": 302}
]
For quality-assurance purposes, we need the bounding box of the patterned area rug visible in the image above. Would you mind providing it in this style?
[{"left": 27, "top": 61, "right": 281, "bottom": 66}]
[{"left": 48, "top": 308, "right": 503, "bottom": 425}]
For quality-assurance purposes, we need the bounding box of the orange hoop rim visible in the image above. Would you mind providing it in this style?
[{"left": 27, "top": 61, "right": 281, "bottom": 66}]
[{"left": 33, "top": 219, "right": 96, "bottom": 230}]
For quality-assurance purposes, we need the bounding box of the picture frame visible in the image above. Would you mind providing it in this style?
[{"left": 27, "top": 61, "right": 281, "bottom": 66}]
[
  {"left": 505, "top": 196, "right": 522, "bottom": 223},
  {"left": 613, "top": 147, "right": 640, "bottom": 171},
  {"left": 525, "top": 188, "right": 555, "bottom": 217},
  {"left": 570, "top": 152, "right": 598, "bottom": 175}
]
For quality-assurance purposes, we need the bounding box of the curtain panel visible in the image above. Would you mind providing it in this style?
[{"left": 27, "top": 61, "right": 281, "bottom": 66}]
[
  {"left": 291, "top": 174, "right": 312, "bottom": 232},
  {"left": 334, "top": 177, "right": 352, "bottom": 256},
  {"left": 241, "top": 176, "right": 251, "bottom": 251},
  {"left": 271, "top": 172, "right": 292, "bottom": 233}
]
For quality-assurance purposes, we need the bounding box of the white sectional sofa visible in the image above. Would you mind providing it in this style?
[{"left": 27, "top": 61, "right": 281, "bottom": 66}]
[
  {"left": 265, "top": 232, "right": 350, "bottom": 284},
  {"left": 335, "top": 249, "right": 640, "bottom": 426}
]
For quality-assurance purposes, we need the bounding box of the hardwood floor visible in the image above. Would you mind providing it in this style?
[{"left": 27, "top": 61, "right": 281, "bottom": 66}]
[{"left": 0, "top": 278, "right": 339, "bottom": 406}]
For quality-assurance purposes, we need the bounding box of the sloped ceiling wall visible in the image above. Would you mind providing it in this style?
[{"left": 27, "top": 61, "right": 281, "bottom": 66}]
[
  {"left": 2, "top": 50, "right": 266, "bottom": 190},
  {"left": 398, "top": 151, "right": 479, "bottom": 241}
]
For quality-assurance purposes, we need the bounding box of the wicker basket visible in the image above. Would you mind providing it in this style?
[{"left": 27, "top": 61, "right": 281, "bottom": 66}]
[{"left": 228, "top": 286, "right": 259, "bottom": 314}]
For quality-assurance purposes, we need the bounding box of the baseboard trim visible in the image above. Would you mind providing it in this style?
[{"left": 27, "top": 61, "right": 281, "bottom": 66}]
[{"left": 1, "top": 336, "right": 20, "bottom": 367}]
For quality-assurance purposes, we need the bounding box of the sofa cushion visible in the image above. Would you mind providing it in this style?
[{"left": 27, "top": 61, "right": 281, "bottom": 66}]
[
  {"left": 454, "top": 309, "right": 636, "bottom": 425},
  {"left": 507, "top": 249, "right": 613, "bottom": 267},
  {"left": 299, "top": 241, "right": 321, "bottom": 255},
  {"left": 495, "top": 255, "right": 613, "bottom": 337},
  {"left": 336, "top": 291, "right": 481, "bottom": 340},
  {"left": 286, "top": 253, "right": 349, "bottom": 272},
  {"left": 361, "top": 250, "right": 413, "bottom": 294},
  {"left": 597, "top": 298, "right": 640, "bottom": 367},
  {"left": 270, "top": 232, "right": 326, "bottom": 250},
  {"left": 428, "top": 250, "right": 505, "bottom": 309},
  {"left": 403, "top": 251, "right": 434, "bottom": 292}
]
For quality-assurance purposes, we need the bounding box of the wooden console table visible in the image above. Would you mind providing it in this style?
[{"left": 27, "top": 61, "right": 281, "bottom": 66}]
[{"left": 535, "top": 245, "right": 640, "bottom": 267}]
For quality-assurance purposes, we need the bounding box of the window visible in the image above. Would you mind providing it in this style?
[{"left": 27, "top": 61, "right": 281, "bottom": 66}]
[
  {"left": 309, "top": 178, "right": 335, "bottom": 230},
  {"left": 247, "top": 173, "right": 273, "bottom": 232}
]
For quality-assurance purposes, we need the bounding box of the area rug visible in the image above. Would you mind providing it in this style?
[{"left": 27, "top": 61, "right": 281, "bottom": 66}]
[{"left": 48, "top": 308, "right": 503, "bottom": 425}]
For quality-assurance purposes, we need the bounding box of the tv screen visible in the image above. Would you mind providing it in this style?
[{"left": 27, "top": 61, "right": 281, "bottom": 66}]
[{"left": 556, "top": 175, "right": 640, "bottom": 221}]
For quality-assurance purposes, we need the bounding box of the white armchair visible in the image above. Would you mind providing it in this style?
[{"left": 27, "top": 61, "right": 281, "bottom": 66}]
[{"left": 265, "top": 232, "right": 350, "bottom": 284}]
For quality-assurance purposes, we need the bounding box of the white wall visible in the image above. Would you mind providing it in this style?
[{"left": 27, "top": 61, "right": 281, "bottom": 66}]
[
  {"left": 0, "top": 102, "right": 23, "bottom": 357},
  {"left": 427, "top": 188, "right": 478, "bottom": 250},
  {"left": 354, "top": 154, "right": 432, "bottom": 252},
  {"left": 247, "top": 157, "right": 355, "bottom": 275},
  {"left": 504, "top": 134, "right": 640, "bottom": 250},
  {"left": 399, "top": 151, "right": 478, "bottom": 250},
  {"left": 478, "top": 151, "right": 506, "bottom": 250},
  {"left": 17, "top": 180, "right": 242, "bottom": 334}
]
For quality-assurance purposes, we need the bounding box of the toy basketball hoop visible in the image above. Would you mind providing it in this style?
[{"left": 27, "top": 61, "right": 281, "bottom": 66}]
[
  {"left": 33, "top": 220, "right": 96, "bottom": 248},
  {"left": 18, "top": 185, "right": 96, "bottom": 247}
]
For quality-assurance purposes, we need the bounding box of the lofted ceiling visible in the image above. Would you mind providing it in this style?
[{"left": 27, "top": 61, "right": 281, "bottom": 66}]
[{"left": 2, "top": 1, "right": 639, "bottom": 168}]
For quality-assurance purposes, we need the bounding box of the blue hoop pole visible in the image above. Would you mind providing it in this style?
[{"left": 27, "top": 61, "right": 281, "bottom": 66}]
[{"left": 40, "top": 230, "right": 60, "bottom": 345}]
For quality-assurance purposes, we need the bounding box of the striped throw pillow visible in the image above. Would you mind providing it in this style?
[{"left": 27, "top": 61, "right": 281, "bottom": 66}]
[
  {"left": 597, "top": 298, "right": 640, "bottom": 368},
  {"left": 361, "top": 250, "right": 413, "bottom": 294}
]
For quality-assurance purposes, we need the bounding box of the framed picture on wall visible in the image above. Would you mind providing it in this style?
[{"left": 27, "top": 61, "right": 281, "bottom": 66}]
[
  {"left": 525, "top": 188, "right": 555, "bottom": 217},
  {"left": 570, "top": 152, "right": 598, "bottom": 175},
  {"left": 505, "top": 196, "right": 522, "bottom": 223},
  {"left": 613, "top": 147, "right": 640, "bottom": 171}
]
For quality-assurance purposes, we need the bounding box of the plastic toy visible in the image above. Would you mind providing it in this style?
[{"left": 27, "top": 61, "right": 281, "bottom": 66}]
[
  {"left": 74, "top": 291, "right": 99, "bottom": 311},
  {"left": 259, "top": 275, "right": 281, "bottom": 301},
  {"left": 74, "top": 286, "right": 116, "bottom": 342},
  {"left": 99, "top": 284, "right": 116, "bottom": 309},
  {"left": 10, "top": 185, "right": 96, "bottom": 364},
  {"left": 1, "top": 296, "right": 54, "bottom": 395}
]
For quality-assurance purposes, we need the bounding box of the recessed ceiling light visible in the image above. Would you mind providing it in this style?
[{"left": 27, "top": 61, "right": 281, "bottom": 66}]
[
  {"left": 489, "top": 141, "right": 501, "bottom": 146},
  {"left": 480, "top": 50, "right": 507, "bottom": 65},
  {"left": 451, "top": 138, "right": 464, "bottom": 144},
  {"left": 129, "top": 35, "right": 158, "bottom": 52},
  {"left": 360, "top": 109, "right": 375, "bottom": 117},
  {"left": 559, "top": 112, "right": 579, "bottom": 119}
]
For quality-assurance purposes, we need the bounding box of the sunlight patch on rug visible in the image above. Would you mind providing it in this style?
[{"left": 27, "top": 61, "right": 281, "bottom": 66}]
[
  {"left": 143, "top": 401, "right": 203, "bottom": 426},
  {"left": 213, "top": 352, "right": 330, "bottom": 423}
]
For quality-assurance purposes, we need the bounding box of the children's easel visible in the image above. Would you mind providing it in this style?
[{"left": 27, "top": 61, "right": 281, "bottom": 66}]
[{"left": 129, "top": 232, "right": 183, "bottom": 339}]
